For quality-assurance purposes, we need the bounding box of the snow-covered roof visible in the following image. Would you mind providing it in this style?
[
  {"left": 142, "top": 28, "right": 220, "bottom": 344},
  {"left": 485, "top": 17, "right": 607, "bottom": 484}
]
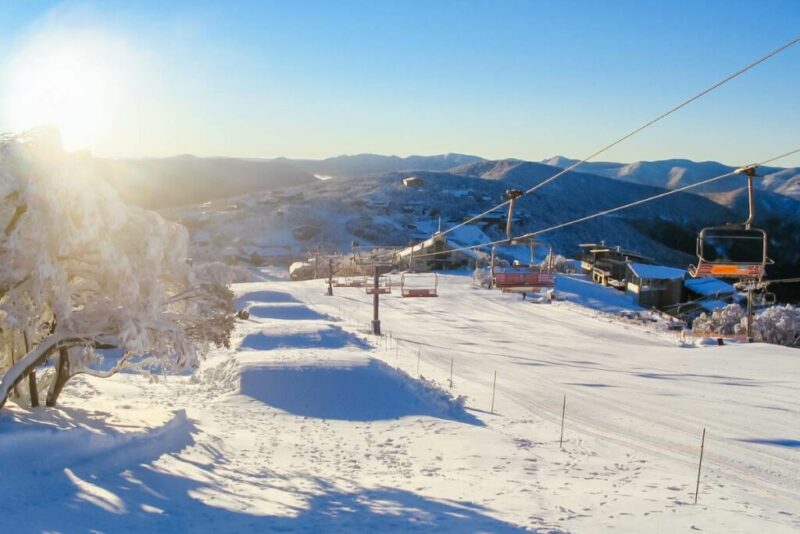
[
  {"left": 699, "top": 299, "right": 731, "bottom": 312},
  {"left": 684, "top": 277, "right": 736, "bottom": 297},
  {"left": 627, "top": 263, "right": 685, "bottom": 280},
  {"left": 396, "top": 236, "right": 481, "bottom": 260}
]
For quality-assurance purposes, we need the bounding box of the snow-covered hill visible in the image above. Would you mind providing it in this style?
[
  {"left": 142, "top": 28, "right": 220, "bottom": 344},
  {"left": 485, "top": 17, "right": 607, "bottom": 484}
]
[
  {"left": 281, "top": 153, "right": 485, "bottom": 178},
  {"left": 543, "top": 155, "right": 800, "bottom": 201},
  {"left": 2, "top": 272, "right": 798, "bottom": 532},
  {"left": 97, "top": 155, "right": 319, "bottom": 209},
  {"left": 163, "top": 160, "right": 741, "bottom": 269}
]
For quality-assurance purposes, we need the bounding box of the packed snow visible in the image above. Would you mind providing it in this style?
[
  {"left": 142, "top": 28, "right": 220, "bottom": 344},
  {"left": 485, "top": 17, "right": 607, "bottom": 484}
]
[{"left": 1, "top": 271, "right": 798, "bottom": 532}]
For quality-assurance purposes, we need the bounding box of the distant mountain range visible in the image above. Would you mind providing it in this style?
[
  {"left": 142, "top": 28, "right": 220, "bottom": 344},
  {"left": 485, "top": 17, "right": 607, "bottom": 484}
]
[
  {"left": 94, "top": 155, "right": 319, "bottom": 209},
  {"left": 96, "top": 151, "right": 800, "bottom": 211},
  {"left": 542, "top": 156, "right": 800, "bottom": 200},
  {"left": 275, "top": 153, "right": 484, "bottom": 178},
  {"left": 95, "top": 150, "right": 799, "bottom": 301}
]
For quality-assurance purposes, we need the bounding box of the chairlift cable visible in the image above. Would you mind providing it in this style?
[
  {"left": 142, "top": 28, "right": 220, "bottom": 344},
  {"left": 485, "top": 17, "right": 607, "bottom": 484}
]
[
  {"left": 408, "top": 147, "right": 800, "bottom": 259},
  {"left": 402, "top": 35, "right": 800, "bottom": 251}
]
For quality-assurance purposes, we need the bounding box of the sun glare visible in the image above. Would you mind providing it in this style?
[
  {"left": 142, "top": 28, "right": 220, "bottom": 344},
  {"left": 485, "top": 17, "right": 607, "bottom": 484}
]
[{"left": 4, "top": 30, "right": 129, "bottom": 151}]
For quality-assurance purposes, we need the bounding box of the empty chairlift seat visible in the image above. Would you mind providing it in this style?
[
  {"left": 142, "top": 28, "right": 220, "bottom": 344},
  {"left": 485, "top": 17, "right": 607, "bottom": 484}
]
[
  {"left": 400, "top": 273, "right": 438, "bottom": 297},
  {"left": 365, "top": 276, "right": 392, "bottom": 294},
  {"left": 492, "top": 268, "right": 555, "bottom": 293},
  {"left": 688, "top": 226, "right": 770, "bottom": 279},
  {"left": 333, "top": 276, "right": 367, "bottom": 287}
]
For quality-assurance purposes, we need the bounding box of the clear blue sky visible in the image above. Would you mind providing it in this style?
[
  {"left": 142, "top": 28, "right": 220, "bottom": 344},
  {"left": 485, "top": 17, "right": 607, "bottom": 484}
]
[{"left": 0, "top": 0, "right": 798, "bottom": 166}]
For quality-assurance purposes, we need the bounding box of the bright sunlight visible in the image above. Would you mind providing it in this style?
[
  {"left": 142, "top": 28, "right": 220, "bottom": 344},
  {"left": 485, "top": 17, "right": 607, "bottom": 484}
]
[{"left": 3, "top": 28, "right": 131, "bottom": 151}]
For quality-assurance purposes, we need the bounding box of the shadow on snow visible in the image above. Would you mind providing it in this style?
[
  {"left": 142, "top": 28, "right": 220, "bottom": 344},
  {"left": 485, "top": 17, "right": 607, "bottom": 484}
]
[
  {"left": 235, "top": 290, "right": 300, "bottom": 308},
  {"left": 0, "top": 409, "right": 517, "bottom": 532},
  {"left": 240, "top": 325, "right": 370, "bottom": 351},
  {"left": 247, "top": 304, "right": 332, "bottom": 321},
  {"left": 738, "top": 438, "right": 800, "bottom": 448},
  {"left": 240, "top": 359, "right": 482, "bottom": 425}
]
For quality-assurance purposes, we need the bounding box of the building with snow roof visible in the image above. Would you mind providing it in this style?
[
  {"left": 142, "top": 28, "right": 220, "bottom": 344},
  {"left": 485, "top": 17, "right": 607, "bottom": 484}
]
[
  {"left": 396, "top": 235, "right": 482, "bottom": 271},
  {"left": 579, "top": 243, "right": 654, "bottom": 289},
  {"left": 625, "top": 262, "right": 685, "bottom": 310},
  {"left": 675, "top": 277, "right": 742, "bottom": 321}
]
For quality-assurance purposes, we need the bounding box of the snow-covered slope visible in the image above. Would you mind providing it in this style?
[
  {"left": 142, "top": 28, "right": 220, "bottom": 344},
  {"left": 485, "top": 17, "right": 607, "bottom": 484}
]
[{"left": 1, "top": 272, "right": 797, "bottom": 532}]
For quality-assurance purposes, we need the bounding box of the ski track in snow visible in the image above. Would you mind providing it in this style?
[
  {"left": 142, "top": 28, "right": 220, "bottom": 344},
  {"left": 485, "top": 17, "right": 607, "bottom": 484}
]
[{"left": 0, "top": 272, "right": 798, "bottom": 532}]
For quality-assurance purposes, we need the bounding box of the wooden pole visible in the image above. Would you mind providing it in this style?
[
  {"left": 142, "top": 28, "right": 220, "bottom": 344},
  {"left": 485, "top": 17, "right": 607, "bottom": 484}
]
[
  {"left": 490, "top": 371, "right": 497, "bottom": 414},
  {"left": 559, "top": 394, "right": 566, "bottom": 448},
  {"left": 694, "top": 428, "right": 706, "bottom": 505}
]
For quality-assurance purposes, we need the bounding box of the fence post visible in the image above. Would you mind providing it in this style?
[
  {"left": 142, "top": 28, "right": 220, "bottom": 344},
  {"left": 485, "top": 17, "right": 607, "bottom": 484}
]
[
  {"left": 490, "top": 371, "right": 497, "bottom": 414},
  {"left": 695, "top": 428, "right": 706, "bottom": 505},
  {"left": 559, "top": 394, "right": 566, "bottom": 448}
]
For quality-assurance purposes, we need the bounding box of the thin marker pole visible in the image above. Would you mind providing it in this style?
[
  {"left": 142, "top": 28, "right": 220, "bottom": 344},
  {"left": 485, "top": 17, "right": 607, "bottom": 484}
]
[
  {"left": 417, "top": 346, "right": 421, "bottom": 376},
  {"left": 490, "top": 371, "right": 497, "bottom": 414},
  {"left": 559, "top": 394, "right": 566, "bottom": 448},
  {"left": 695, "top": 428, "right": 706, "bottom": 505},
  {"left": 449, "top": 357, "right": 454, "bottom": 389}
]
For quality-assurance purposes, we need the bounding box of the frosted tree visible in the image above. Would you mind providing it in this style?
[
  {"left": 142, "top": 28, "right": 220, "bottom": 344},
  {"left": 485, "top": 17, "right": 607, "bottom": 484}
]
[
  {"left": 692, "top": 304, "right": 745, "bottom": 336},
  {"left": 748, "top": 305, "right": 800, "bottom": 347},
  {"left": 0, "top": 128, "right": 234, "bottom": 409},
  {"left": 541, "top": 252, "right": 578, "bottom": 273}
]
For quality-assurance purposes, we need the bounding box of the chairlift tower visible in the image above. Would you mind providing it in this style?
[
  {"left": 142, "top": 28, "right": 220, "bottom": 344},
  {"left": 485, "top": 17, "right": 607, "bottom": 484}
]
[
  {"left": 326, "top": 258, "right": 334, "bottom": 296},
  {"left": 505, "top": 189, "right": 523, "bottom": 241},
  {"left": 353, "top": 242, "right": 393, "bottom": 336}
]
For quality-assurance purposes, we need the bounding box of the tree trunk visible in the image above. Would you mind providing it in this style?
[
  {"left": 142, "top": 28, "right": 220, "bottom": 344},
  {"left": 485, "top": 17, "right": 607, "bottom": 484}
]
[
  {"left": 24, "top": 331, "right": 39, "bottom": 407},
  {"left": 46, "top": 347, "right": 71, "bottom": 407},
  {"left": 28, "top": 371, "right": 39, "bottom": 407},
  {"left": 0, "top": 333, "right": 87, "bottom": 411},
  {"left": 10, "top": 337, "right": 21, "bottom": 401}
]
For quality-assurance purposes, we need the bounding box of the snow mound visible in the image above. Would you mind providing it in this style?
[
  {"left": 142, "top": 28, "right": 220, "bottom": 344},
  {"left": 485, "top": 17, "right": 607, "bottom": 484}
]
[
  {"left": 240, "top": 358, "right": 481, "bottom": 424},
  {"left": 0, "top": 410, "right": 194, "bottom": 475},
  {"left": 191, "top": 357, "right": 241, "bottom": 397},
  {"left": 246, "top": 303, "right": 333, "bottom": 321}
]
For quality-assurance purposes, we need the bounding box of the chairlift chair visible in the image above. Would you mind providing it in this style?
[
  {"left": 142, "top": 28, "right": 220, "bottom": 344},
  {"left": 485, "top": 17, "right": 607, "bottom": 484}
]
[
  {"left": 492, "top": 269, "right": 555, "bottom": 294},
  {"left": 334, "top": 276, "right": 366, "bottom": 288},
  {"left": 365, "top": 275, "right": 392, "bottom": 295},
  {"left": 400, "top": 272, "right": 438, "bottom": 297},
  {"left": 491, "top": 238, "right": 556, "bottom": 294},
  {"left": 688, "top": 226, "right": 770, "bottom": 279},
  {"left": 688, "top": 165, "right": 771, "bottom": 280}
]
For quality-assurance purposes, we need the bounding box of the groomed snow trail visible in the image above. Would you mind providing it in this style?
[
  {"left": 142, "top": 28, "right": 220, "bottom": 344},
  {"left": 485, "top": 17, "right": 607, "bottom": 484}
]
[{"left": 0, "top": 272, "right": 797, "bottom": 532}]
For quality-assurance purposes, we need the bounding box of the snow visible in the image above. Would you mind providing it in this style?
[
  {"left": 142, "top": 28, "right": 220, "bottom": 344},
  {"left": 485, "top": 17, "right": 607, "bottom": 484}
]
[
  {"left": 684, "top": 277, "right": 736, "bottom": 297},
  {"left": 627, "top": 262, "right": 686, "bottom": 280},
  {"left": 1, "top": 271, "right": 799, "bottom": 532},
  {"left": 698, "top": 298, "right": 732, "bottom": 312}
]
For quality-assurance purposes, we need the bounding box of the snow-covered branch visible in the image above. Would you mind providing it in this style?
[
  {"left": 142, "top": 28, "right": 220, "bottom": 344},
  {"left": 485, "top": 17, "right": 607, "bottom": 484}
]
[{"left": 0, "top": 128, "right": 235, "bottom": 409}]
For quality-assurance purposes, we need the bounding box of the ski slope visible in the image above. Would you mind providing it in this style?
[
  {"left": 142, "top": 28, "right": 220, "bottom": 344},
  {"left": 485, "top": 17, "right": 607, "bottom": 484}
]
[{"left": 0, "top": 272, "right": 798, "bottom": 532}]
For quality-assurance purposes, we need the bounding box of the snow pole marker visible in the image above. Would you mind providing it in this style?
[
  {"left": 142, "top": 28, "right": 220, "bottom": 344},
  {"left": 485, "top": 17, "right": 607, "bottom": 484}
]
[
  {"left": 695, "top": 428, "right": 706, "bottom": 505},
  {"left": 417, "top": 345, "right": 421, "bottom": 376},
  {"left": 449, "top": 357, "right": 454, "bottom": 390},
  {"left": 490, "top": 371, "right": 497, "bottom": 414},
  {"left": 559, "top": 394, "right": 566, "bottom": 448}
]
